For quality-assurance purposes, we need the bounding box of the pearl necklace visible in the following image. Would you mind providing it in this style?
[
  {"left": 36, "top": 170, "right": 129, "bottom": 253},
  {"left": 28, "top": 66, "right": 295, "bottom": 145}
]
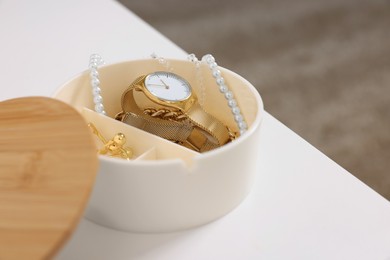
[
  {"left": 89, "top": 54, "right": 106, "bottom": 115},
  {"left": 88, "top": 53, "right": 247, "bottom": 135},
  {"left": 188, "top": 54, "right": 248, "bottom": 135}
]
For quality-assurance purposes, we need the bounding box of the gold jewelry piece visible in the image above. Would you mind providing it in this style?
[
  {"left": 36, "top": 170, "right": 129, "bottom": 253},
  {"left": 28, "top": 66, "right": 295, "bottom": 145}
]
[
  {"left": 117, "top": 72, "right": 231, "bottom": 152},
  {"left": 143, "top": 107, "right": 188, "bottom": 121},
  {"left": 88, "top": 123, "right": 133, "bottom": 160}
]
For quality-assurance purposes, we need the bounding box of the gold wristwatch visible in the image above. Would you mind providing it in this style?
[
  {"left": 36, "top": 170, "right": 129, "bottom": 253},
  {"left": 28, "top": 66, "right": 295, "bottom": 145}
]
[{"left": 116, "top": 71, "right": 231, "bottom": 152}]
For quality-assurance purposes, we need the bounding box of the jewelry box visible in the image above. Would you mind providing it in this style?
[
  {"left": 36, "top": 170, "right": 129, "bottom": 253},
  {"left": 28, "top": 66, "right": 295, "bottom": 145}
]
[{"left": 54, "top": 59, "right": 264, "bottom": 233}]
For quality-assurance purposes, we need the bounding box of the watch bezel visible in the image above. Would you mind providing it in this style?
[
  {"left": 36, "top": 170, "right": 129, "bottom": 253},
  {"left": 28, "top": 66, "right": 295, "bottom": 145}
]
[{"left": 142, "top": 71, "right": 197, "bottom": 112}]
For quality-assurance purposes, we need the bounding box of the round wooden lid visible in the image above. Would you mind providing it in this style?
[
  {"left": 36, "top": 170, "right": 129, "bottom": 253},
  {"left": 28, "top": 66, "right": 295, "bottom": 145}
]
[{"left": 0, "top": 97, "right": 98, "bottom": 260}]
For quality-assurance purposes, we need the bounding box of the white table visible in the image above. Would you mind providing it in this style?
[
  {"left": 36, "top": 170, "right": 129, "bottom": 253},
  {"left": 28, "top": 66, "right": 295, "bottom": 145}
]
[{"left": 1, "top": 1, "right": 389, "bottom": 259}]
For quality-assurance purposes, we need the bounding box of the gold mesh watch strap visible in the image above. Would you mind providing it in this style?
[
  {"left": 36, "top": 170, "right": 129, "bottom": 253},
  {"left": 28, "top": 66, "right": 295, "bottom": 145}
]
[
  {"left": 121, "top": 76, "right": 145, "bottom": 114},
  {"left": 185, "top": 126, "right": 221, "bottom": 152},
  {"left": 118, "top": 111, "right": 192, "bottom": 142},
  {"left": 186, "top": 103, "right": 230, "bottom": 146}
]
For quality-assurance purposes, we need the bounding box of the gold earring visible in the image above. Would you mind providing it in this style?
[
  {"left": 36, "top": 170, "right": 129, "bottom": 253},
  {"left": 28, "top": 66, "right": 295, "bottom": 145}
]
[{"left": 88, "top": 123, "right": 133, "bottom": 160}]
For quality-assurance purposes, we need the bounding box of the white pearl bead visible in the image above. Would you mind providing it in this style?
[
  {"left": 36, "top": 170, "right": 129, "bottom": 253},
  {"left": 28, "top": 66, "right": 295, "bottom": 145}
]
[
  {"left": 95, "top": 103, "right": 104, "bottom": 113},
  {"left": 219, "top": 85, "right": 228, "bottom": 93},
  {"left": 93, "top": 95, "right": 103, "bottom": 103},
  {"left": 238, "top": 121, "right": 247, "bottom": 129},
  {"left": 240, "top": 129, "right": 246, "bottom": 135},
  {"left": 92, "top": 87, "right": 101, "bottom": 95},
  {"left": 212, "top": 69, "right": 221, "bottom": 78},
  {"left": 232, "top": 107, "right": 241, "bottom": 115},
  {"left": 89, "top": 62, "right": 98, "bottom": 68},
  {"left": 91, "top": 78, "right": 100, "bottom": 87},
  {"left": 202, "top": 54, "right": 215, "bottom": 64},
  {"left": 187, "top": 53, "right": 198, "bottom": 62},
  {"left": 234, "top": 114, "right": 243, "bottom": 123},
  {"left": 206, "top": 55, "right": 215, "bottom": 64},
  {"left": 225, "top": 91, "right": 233, "bottom": 100},
  {"left": 90, "top": 69, "right": 98, "bottom": 78},
  {"left": 216, "top": 77, "right": 225, "bottom": 86},
  {"left": 228, "top": 99, "right": 237, "bottom": 107},
  {"left": 209, "top": 62, "right": 218, "bottom": 69}
]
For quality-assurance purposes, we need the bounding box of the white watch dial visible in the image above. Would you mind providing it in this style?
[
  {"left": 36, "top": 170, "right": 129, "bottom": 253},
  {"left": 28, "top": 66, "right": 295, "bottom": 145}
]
[{"left": 145, "top": 72, "right": 192, "bottom": 102}]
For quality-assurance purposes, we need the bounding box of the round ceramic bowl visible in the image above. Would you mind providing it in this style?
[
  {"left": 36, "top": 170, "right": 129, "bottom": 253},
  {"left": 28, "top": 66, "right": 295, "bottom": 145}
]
[{"left": 54, "top": 59, "right": 264, "bottom": 233}]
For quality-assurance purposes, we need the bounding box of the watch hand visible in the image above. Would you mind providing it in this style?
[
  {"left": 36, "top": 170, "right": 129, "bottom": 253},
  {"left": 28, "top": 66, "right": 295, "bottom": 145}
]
[
  {"left": 157, "top": 75, "right": 170, "bottom": 89},
  {"left": 159, "top": 79, "right": 170, "bottom": 89}
]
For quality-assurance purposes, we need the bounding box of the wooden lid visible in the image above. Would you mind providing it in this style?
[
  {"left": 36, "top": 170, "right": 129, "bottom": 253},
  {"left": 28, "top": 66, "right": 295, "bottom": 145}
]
[{"left": 0, "top": 97, "right": 98, "bottom": 260}]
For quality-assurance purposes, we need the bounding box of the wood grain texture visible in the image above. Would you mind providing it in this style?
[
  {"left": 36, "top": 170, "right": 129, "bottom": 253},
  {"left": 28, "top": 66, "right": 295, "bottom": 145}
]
[{"left": 0, "top": 97, "right": 98, "bottom": 260}]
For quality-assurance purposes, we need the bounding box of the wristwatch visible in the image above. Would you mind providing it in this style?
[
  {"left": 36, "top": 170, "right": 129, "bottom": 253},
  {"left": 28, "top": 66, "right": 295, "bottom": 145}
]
[{"left": 116, "top": 71, "right": 231, "bottom": 152}]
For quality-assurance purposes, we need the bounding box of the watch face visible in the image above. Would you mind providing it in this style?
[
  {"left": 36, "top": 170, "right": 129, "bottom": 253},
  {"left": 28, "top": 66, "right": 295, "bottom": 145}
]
[{"left": 144, "top": 71, "right": 192, "bottom": 102}]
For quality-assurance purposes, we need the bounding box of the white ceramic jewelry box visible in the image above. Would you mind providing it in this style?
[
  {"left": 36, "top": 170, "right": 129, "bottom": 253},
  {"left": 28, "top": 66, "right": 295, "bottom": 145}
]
[{"left": 54, "top": 59, "right": 264, "bottom": 233}]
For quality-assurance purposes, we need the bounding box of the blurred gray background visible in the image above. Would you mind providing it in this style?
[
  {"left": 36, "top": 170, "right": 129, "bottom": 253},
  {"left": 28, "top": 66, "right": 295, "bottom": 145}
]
[{"left": 118, "top": 0, "right": 390, "bottom": 200}]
